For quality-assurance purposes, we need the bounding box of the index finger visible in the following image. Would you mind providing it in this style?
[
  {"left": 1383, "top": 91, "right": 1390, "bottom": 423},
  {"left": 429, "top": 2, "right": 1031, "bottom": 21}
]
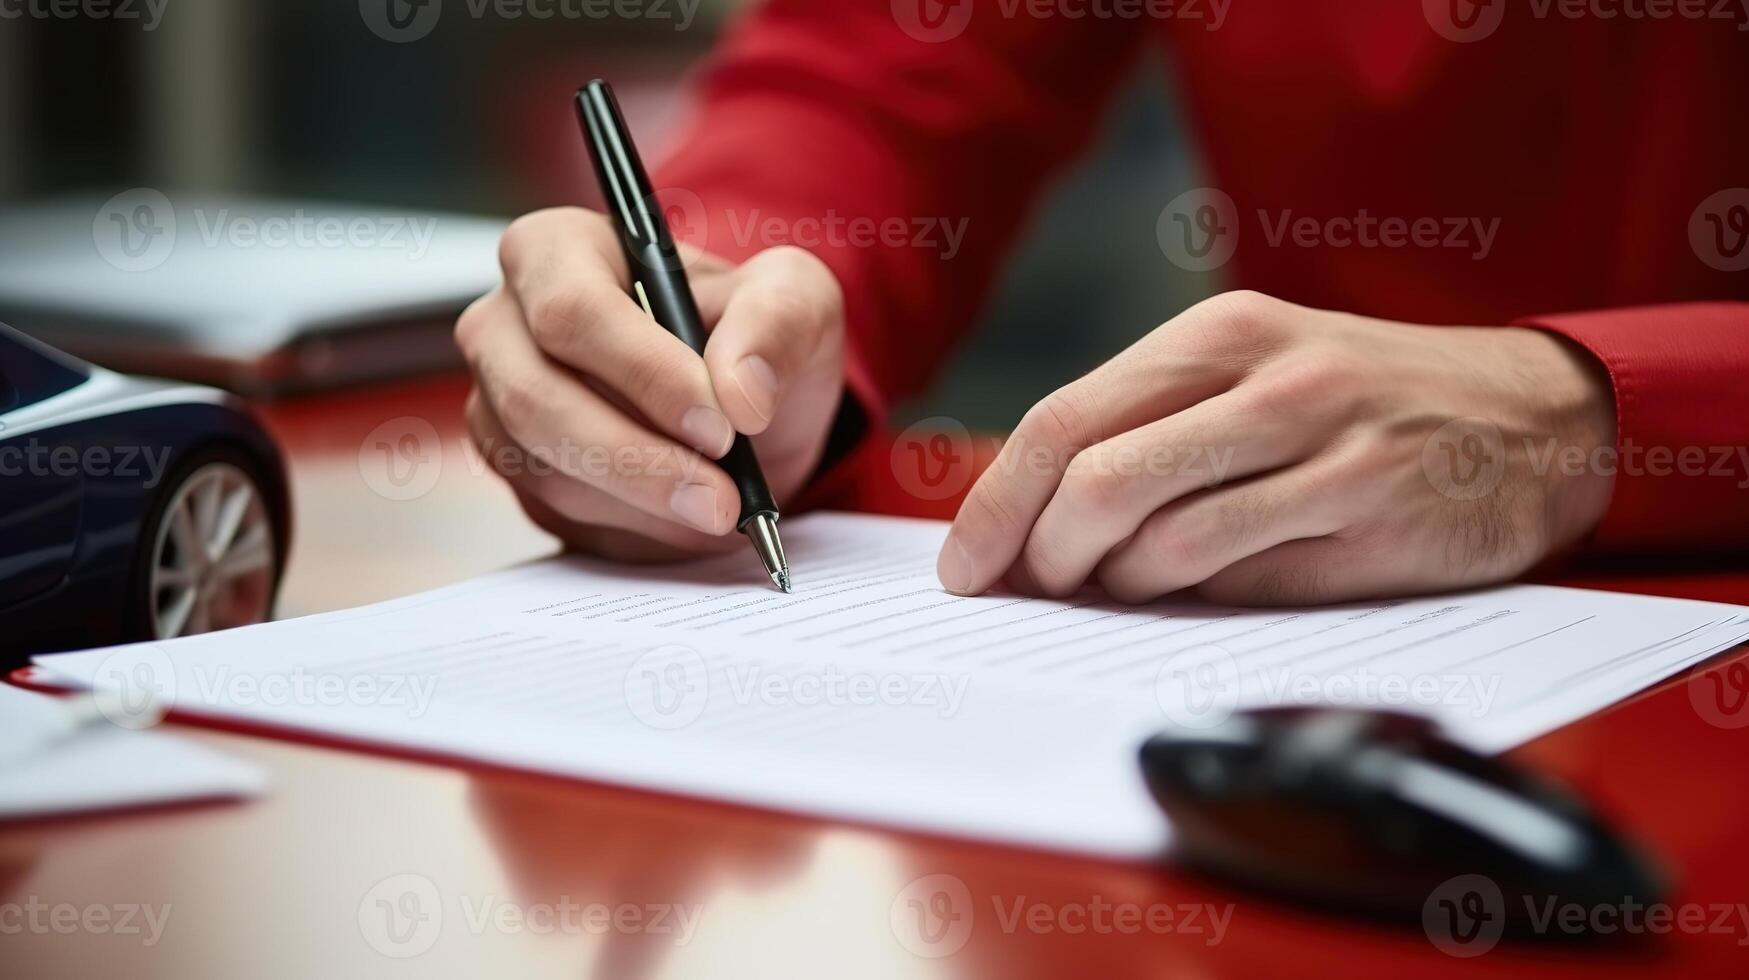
[{"left": 498, "top": 208, "right": 738, "bottom": 458}]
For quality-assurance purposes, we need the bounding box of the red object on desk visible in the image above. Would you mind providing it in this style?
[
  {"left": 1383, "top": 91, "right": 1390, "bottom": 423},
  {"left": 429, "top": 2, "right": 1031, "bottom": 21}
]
[{"left": 2, "top": 373, "right": 1747, "bottom": 979}]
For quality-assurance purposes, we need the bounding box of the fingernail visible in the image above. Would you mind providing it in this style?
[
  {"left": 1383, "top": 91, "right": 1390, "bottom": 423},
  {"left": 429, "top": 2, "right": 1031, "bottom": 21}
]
[
  {"left": 671, "top": 483, "right": 728, "bottom": 535},
  {"left": 681, "top": 405, "right": 734, "bottom": 458},
  {"left": 937, "top": 534, "right": 976, "bottom": 596},
  {"left": 734, "top": 355, "right": 779, "bottom": 424}
]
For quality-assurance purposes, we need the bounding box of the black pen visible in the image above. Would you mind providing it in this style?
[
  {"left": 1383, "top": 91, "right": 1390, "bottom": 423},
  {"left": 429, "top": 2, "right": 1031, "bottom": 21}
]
[{"left": 574, "top": 79, "right": 792, "bottom": 593}]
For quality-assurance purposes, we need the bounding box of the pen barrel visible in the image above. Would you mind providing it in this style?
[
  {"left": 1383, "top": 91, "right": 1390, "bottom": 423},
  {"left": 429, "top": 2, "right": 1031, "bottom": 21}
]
[
  {"left": 629, "top": 244, "right": 778, "bottom": 530},
  {"left": 721, "top": 438, "right": 778, "bottom": 530},
  {"left": 630, "top": 245, "right": 710, "bottom": 353},
  {"left": 578, "top": 79, "right": 778, "bottom": 532}
]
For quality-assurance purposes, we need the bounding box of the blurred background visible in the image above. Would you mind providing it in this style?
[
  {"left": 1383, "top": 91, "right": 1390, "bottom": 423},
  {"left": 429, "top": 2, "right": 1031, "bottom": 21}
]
[{"left": 0, "top": 0, "right": 1217, "bottom": 429}]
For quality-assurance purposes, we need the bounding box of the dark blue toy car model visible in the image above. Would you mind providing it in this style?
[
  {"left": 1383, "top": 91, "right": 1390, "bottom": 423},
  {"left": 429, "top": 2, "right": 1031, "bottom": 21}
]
[{"left": 0, "top": 322, "right": 290, "bottom": 662}]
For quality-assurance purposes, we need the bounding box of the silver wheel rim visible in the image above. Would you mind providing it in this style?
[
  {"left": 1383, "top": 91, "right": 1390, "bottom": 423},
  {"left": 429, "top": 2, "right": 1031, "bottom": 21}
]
[{"left": 149, "top": 461, "right": 276, "bottom": 639}]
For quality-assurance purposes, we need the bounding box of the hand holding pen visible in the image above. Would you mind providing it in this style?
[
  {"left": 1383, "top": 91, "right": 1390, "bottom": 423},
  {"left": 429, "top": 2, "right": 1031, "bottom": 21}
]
[{"left": 454, "top": 82, "right": 846, "bottom": 582}]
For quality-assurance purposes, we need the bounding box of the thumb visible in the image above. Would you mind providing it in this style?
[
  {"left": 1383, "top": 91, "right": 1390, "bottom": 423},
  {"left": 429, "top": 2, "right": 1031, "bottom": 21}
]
[{"left": 703, "top": 246, "right": 842, "bottom": 437}]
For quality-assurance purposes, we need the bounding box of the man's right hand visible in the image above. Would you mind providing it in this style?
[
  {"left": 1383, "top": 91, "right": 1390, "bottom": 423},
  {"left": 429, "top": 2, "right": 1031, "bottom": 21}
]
[{"left": 455, "top": 207, "right": 846, "bottom": 562}]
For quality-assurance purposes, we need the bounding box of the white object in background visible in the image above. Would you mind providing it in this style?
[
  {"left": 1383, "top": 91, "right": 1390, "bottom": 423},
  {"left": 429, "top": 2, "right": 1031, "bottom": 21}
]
[
  {"left": 0, "top": 196, "right": 505, "bottom": 394},
  {"left": 0, "top": 684, "right": 265, "bottom": 821}
]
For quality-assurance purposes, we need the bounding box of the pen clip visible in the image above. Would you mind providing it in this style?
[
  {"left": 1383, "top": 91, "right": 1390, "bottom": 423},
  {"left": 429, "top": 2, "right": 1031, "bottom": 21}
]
[{"left": 633, "top": 280, "right": 657, "bottom": 319}]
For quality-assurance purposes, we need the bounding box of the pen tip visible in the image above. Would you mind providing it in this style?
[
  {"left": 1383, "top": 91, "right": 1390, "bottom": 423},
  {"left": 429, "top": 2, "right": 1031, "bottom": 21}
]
[{"left": 746, "top": 512, "right": 791, "bottom": 593}]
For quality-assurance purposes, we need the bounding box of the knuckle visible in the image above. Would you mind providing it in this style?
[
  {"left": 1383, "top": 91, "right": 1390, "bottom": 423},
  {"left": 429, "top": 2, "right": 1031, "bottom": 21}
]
[
  {"left": 492, "top": 376, "right": 550, "bottom": 442},
  {"left": 746, "top": 285, "right": 826, "bottom": 343},
  {"left": 1207, "top": 289, "right": 1278, "bottom": 324},
  {"left": 965, "top": 484, "right": 1027, "bottom": 539},
  {"left": 526, "top": 289, "right": 601, "bottom": 351},
  {"left": 773, "top": 246, "right": 844, "bottom": 301},
  {"left": 1188, "top": 290, "right": 1282, "bottom": 353},
  {"left": 497, "top": 218, "right": 535, "bottom": 274},
  {"left": 1023, "top": 386, "right": 1095, "bottom": 452},
  {"left": 755, "top": 244, "right": 817, "bottom": 279},
  {"left": 453, "top": 295, "right": 493, "bottom": 360},
  {"left": 1321, "top": 435, "right": 1386, "bottom": 492},
  {"left": 1242, "top": 356, "right": 1343, "bottom": 418},
  {"left": 1292, "top": 349, "right": 1351, "bottom": 389},
  {"left": 571, "top": 209, "right": 622, "bottom": 255},
  {"left": 1141, "top": 514, "right": 1207, "bottom": 573},
  {"left": 500, "top": 207, "right": 611, "bottom": 275},
  {"left": 1059, "top": 456, "right": 1129, "bottom": 514},
  {"left": 1235, "top": 379, "right": 1292, "bottom": 421},
  {"left": 499, "top": 208, "right": 562, "bottom": 271},
  {"left": 760, "top": 244, "right": 820, "bottom": 275}
]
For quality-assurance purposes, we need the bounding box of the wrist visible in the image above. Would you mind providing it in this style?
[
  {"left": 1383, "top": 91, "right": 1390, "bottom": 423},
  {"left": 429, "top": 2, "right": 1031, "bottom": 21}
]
[{"left": 1507, "top": 327, "right": 1617, "bottom": 549}]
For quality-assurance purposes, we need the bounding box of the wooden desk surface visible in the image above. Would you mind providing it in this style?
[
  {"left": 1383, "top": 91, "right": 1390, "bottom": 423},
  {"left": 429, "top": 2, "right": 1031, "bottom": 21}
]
[{"left": 4, "top": 374, "right": 1748, "bottom": 979}]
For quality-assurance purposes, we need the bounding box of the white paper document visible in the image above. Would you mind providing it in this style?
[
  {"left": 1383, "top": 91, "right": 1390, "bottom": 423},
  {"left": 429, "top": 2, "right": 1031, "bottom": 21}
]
[
  {"left": 0, "top": 685, "right": 267, "bottom": 821},
  {"left": 32, "top": 513, "right": 1749, "bottom": 857}
]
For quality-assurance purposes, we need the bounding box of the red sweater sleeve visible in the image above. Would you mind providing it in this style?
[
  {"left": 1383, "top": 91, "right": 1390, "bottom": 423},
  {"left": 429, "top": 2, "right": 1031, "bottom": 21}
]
[
  {"left": 651, "top": 0, "right": 1147, "bottom": 426},
  {"left": 1517, "top": 303, "right": 1749, "bottom": 556}
]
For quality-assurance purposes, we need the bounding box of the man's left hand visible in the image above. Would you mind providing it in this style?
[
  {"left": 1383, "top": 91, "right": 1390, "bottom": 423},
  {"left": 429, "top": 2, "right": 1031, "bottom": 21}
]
[{"left": 936, "top": 291, "right": 1617, "bottom": 605}]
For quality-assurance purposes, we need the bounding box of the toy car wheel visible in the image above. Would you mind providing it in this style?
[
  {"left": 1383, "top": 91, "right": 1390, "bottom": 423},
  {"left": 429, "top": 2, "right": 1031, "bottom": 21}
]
[{"left": 142, "top": 451, "right": 281, "bottom": 640}]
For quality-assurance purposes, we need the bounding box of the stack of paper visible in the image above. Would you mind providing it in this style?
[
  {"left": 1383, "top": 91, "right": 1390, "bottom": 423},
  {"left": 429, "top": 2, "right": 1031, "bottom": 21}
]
[{"left": 32, "top": 514, "right": 1749, "bottom": 857}]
